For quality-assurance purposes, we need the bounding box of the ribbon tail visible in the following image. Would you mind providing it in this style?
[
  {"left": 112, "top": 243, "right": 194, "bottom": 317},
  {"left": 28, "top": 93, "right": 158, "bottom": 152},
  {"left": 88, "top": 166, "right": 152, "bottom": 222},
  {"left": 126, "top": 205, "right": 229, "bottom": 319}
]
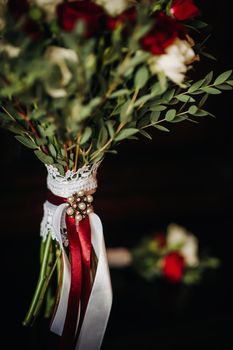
[
  {"left": 59, "top": 215, "right": 82, "bottom": 350},
  {"left": 78, "top": 217, "right": 92, "bottom": 325},
  {"left": 50, "top": 203, "right": 71, "bottom": 336},
  {"left": 50, "top": 251, "right": 71, "bottom": 335},
  {"left": 75, "top": 213, "right": 113, "bottom": 350}
]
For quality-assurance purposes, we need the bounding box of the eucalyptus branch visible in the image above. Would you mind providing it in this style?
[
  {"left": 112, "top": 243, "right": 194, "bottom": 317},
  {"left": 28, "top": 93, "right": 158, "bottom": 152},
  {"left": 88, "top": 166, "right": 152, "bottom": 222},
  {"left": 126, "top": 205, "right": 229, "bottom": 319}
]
[
  {"left": 141, "top": 118, "right": 166, "bottom": 129},
  {"left": 90, "top": 121, "right": 125, "bottom": 161}
]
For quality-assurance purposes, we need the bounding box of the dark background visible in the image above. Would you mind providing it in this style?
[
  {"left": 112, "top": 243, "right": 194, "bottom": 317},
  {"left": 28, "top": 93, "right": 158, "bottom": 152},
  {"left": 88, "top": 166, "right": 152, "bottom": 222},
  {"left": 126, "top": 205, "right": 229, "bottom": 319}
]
[{"left": 0, "top": 1, "right": 233, "bottom": 349}]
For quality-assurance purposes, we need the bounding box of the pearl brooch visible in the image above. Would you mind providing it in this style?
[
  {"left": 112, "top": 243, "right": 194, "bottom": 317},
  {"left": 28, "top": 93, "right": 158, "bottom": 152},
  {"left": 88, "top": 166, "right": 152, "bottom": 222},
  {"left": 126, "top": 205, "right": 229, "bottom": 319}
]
[{"left": 66, "top": 191, "right": 94, "bottom": 221}]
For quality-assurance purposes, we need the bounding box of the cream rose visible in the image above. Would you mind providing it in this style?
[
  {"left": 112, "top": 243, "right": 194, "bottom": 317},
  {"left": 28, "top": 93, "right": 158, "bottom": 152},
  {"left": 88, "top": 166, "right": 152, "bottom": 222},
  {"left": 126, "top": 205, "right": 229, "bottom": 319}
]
[
  {"left": 0, "top": 43, "right": 21, "bottom": 57},
  {"left": 167, "top": 224, "right": 199, "bottom": 267},
  {"left": 95, "top": 0, "right": 132, "bottom": 16},
  {"left": 149, "top": 38, "right": 195, "bottom": 85},
  {"left": 44, "top": 46, "right": 78, "bottom": 97}
]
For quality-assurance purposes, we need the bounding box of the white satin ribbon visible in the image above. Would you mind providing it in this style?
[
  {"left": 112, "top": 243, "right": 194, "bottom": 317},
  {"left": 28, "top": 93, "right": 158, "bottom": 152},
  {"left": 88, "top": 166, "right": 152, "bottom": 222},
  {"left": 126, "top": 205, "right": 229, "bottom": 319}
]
[
  {"left": 41, "top": 201, "right": 112, "bottom": 349},
  {"left": 75, "top": 213, "right": 113, "bottom": 350}
]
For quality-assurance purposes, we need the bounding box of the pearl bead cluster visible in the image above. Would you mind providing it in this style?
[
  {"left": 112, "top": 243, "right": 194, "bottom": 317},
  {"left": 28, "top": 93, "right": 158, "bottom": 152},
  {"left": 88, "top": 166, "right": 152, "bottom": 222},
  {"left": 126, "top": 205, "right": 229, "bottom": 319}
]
[{"left": 66, "top": 190, "right": 94, "bottom": 222}]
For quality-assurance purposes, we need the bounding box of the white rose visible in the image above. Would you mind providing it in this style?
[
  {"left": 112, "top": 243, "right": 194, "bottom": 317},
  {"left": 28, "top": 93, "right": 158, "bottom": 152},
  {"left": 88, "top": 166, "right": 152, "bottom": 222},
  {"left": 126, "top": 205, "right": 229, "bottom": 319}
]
[
  {"left": 181, "top": 234, "right": 199, "bottom": 267},
  {"left": 167, "top": 223, "right": 199, "bottom": 267},
  {"left": 95, "top": 0, "right": 132, "bottom": 16},
  {"left": 167, "top": 223, "right": 188, "bottom": 246},
  {"left": 149, "top": 38, "right": 195, "bottom": 85},
  {"left": 44, "top": 46, "right": 78, "bottom": 97},
  {"left": 107, "top": 248, "right": 132, "bottom": 268},
  {"left": 0, "top": 43, "right": 21, "bottom": 57}
]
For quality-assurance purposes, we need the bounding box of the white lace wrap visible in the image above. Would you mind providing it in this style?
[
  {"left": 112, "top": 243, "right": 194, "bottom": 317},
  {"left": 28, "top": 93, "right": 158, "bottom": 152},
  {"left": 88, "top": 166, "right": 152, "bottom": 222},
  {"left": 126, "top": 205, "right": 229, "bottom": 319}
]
[
  {"left": 46, "top": 162, "right": 100, "bottom": 197},
  {"left": 40, "top": 162, "right": 100, "bottom": 242}
]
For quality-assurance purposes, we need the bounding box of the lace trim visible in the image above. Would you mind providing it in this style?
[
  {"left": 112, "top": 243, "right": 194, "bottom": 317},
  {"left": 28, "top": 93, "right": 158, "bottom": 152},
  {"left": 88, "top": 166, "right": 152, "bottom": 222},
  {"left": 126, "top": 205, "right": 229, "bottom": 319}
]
[
  {"left": 40, "top": 201, "right": 66, "bottom": 244},
  {"left": 46, "top": 161, "right": 101, "bottom": 198}
]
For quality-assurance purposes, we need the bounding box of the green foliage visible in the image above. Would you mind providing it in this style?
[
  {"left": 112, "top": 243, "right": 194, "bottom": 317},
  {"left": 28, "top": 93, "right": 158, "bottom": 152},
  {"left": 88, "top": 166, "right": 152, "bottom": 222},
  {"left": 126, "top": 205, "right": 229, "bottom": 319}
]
[
  {"left": 15, "top": 135, "right": 38, "bottom": 149},
  {"left": 0, "top": 1, "right": 232, "bottom": 173}
]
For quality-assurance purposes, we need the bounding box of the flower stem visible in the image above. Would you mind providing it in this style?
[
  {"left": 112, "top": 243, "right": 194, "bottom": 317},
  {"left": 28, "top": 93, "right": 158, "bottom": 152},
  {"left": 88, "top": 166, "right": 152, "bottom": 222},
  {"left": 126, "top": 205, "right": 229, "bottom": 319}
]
[{"left": 23, "top": 234, "right": 53, "bottom": 326}]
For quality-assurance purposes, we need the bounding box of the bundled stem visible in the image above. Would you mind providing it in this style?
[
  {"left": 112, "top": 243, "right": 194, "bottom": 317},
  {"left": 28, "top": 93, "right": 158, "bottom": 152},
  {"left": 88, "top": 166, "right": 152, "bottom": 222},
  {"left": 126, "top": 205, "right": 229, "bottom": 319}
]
[{"left": 23, "top": 234, "right": 60, "bottom": 326}]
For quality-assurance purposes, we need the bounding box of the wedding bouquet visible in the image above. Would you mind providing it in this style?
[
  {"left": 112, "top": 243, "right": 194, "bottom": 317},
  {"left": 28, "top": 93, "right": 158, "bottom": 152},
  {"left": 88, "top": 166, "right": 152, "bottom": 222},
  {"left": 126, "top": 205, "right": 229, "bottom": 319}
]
[{"left": 0, "top": 0, "right": 231, "bottom": 349}]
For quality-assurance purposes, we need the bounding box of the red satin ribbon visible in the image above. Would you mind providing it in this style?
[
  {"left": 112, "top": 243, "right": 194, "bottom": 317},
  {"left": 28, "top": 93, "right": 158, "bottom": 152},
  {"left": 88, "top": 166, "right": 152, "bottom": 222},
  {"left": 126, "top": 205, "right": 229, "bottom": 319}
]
[{"left": 47, "top": 191, "right": 92, "bottom": 350}]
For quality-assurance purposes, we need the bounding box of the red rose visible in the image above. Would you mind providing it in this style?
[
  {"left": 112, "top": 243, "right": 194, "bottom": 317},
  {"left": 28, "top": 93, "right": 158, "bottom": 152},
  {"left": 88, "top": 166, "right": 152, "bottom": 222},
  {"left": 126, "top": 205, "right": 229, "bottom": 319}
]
[
  {"left": 171, "top": 0, "right": 200, "bottom": 21},
  {"left": 141, "top": 12, "right": 185, "bottom": 55},
  {"left": 57, "top": 1, "right": 105, "bottom": 37},
  {"left": 154, "top": 233, "right": 166, "bottom": 248},
  {"left": 162, "top": 252, "right": 185, "bottom": 283},
  {"left": 107, "top": 7, "right": 136, "bottom": 31}
]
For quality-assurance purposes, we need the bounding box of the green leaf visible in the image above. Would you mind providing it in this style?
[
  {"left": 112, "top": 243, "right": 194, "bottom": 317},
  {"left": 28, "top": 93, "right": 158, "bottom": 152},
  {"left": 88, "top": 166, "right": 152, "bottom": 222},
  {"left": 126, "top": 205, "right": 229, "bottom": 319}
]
[
  {"left": 120, "top": 100, "right": 134, "bottom": 122},
  {"left": 109, "top": 89, "right": 131, "bottom": 99},
  {"left": 153, "top": 125, "right": 170, "bottom": 132},
  {"left": 139, "top": 129, "right": 152, "bottom": 140},
  {"left": 124, "top": 52, "right": 150, "bottom": 72},
  {"left": 134, "top": 66, "right": 149, "bottom": 89},
  {"left": 151, "top": 81, "right": 166, "bottom": 95},
  {"left": 133, "top": 22, "right": 153, "bottom": 40},
  {"left": 216, "top": 83, "right": 233, "bottom": 90},
  {"left": 105, "top": 150, "right": 118, "bottom": 154},
  {"left": 198, "top": 94, "right": 208, "bottom": 108},
  {"left": 175, "top": 94, "right": 195, "bottom": 103},
  {"left": 4, "top": 125, "right": 24, "bottom": 135},
  {"left": 53, "top": 163, "right": 65, "bottom": 176},
  {"left": 80, "top": 127, "right": 92, "bottom": 145},
  {"left": 150, "top": 111, "right": 161, "bottom": 123},
  {"left": 150, "top": 105, "right": 167, "bottom": 112},
  {"left": 115, "top": 128, "right": 139, "bottom": 141},
  {"left": 201, "top": 87, "right": 221, "bottom": 94},
  {"left": 188, "top": 105, "right": 198, "bottom": 115},
  {"left": 36, "top": 137, "right": 47, "bottom": 146},
  {"left": 57, "top": 159, "right": 67, "bottom": 166},
  {"left": 48, "top": 143, "right": 57, "bottom": 158},
  {"left": 106, "top": 120, "right": 115, "bottom": 138},
  {"left": 214, "top": 70, "right": 232, "bottom": 85},
  {"left": 188, "top": 79, "right": 205, "bottom": 93},
  {"left": 134, "top": 94, "right": 154, "bottom": 108},
  {"left": 201, "top": 52, "right": 217, "bottom": 61},
  {"left": 227, "top": 80, "right": 233, "bottom": 86},
  {"left": 165, "top": 109, "right": 176, "bottom": 121},
  {"left": 44, "top": 125, "right": 56, "bottom": 137},
  {"left": 15, "top": 135, "right": 38, "bottom": 149},
  {"left": 163, "top": 89, "right": 175, "bottom": 102},
  {"left": 169, "top": 116, "right": 187, "bottom": 123},
  {"left": 97, "top": 126, "right": 108, "bottom": 148},
  {"left": 194, "top": 109, "right": 210, "bottom": 117},
  {"left": 203, "top": 71, "right": 213, "bottom": 86},
  {"left": 34, "top": 150, "right": 54, "bottom": 165}
]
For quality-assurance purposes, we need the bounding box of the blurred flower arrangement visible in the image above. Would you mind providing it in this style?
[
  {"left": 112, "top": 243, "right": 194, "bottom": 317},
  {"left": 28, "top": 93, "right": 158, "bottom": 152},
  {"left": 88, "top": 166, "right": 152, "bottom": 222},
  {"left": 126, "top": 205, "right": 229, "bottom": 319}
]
[
  {"left": 107, "top": 224, "right": 220, "bottom": 285},
  {"left": 0, "top": 0, "right": 230, "bottom": 349}
]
